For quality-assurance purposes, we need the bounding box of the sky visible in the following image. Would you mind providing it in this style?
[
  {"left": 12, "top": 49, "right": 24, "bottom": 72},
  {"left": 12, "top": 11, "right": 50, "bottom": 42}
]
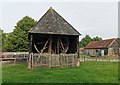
[{"left": 0, "top": 0, "right": 119, "bottom": 40}]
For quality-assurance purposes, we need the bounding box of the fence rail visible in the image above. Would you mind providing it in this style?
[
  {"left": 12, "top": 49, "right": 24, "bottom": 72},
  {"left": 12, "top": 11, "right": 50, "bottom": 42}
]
[
  {"left": 1, "top": 52, "right": 29, "bottom": 64},
  {"left": 29, "top": 53, "right": 78, "bottom": 68},
  {"left": 80, "top": 57, "right": 119, "bottom": 62},
  {"left": 1, "top": 52, "right": 119, "bottom": 66}
]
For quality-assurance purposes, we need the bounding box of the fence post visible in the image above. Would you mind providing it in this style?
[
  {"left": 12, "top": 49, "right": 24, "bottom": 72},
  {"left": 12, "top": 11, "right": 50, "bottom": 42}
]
[
  {"left": 13, "top": 58, "right": 16, "bottom": 65},
  {"left": 49, "top": 55, "right": 51, "bottom": 68},
  {"left": 60, "top": 54, "right": 62, "bottom": 67},
  {"left": 84, "top": 56, "right": 85, "bottom": 61},
  {"left": 109, "top": 57, "right": 110, "bottom": 61},
  {"left": 66, "top": 56, "right": 68, "bottom": 67},
  {"left": 24, "top": 54, "right": 25, "bottom": 58},
  {"left": 96, "top": 56, "right": 97, "bottom": 61},
  {"left": 28, "top": 53, "right": 31, "bottom": 69},
  {"left": 73, "top": 55, "right": 74, "bottom": 66},
  {"left": 31, "top": 53, "right": 33, "bottom": 68}
]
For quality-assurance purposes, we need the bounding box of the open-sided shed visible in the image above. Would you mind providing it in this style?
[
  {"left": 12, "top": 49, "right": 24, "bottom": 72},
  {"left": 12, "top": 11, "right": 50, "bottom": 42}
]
[{"left": 28, "top": 7, "right": 81, "bottom": 68}]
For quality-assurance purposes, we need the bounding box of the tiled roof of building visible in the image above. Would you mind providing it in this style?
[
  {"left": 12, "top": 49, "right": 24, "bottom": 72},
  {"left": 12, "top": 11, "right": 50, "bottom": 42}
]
[
  {"left": 85, "top": 38, "right": 116, "bottom": 49},
  {"left": 29, "top": 7, "right": 81, "bottom": 36}
]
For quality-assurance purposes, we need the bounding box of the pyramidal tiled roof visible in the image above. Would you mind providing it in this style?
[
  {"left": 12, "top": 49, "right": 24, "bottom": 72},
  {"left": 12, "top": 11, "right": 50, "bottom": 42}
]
[
  {"left": 85, "top": 38, "right": 117, "bottom": 49},
  {"left": 29, "top": 7, "right": 81, "bottom": 35}
]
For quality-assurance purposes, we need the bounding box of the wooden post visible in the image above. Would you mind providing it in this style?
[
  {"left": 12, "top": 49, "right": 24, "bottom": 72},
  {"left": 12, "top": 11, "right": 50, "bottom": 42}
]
[
  {"left": 49, "top": 55, "right": 51, "bottom": 68},
  {"left": 59, "top": 54, "right": 61, "bottom": 67},
  {"left": 57, "top": 37, "right": 60, "bottom": 54},
  {"left": 13, "top": 58, "right": 16, "bottom": 65},
  {"left": 48, "top": 36, "right": 52, "bottom": 54},
  {"left": 96, "top": 56, "right": 97, "bottom": 61},
  {"left": 48, "top": 36, "right": 52, "bottom": 68},
  {"left": 77, "top": 36, "right": 80, "bottom": 66},
  {"left": 73, "top": 55, "right": 75, "bottom": 66},
  {"left": 28, "top": 34, "right": 33, "bottom": 69},
  {"left": 66, "top": 56, "right": 68, "bottom": 67},
  {"left": 31, "top": 53, "right": 33, "bottom": 68},
  {"left": 29, "top": 34, "right": 33, "bottom": 52},
  {"left": 54, "top": 42, "right": 56, "bottom": 54},
  {"left": 84, "top": 56, "right": 85, "bottom": 61},
  {"left": 28, "top": 53, "right": 32, "bottom": 69}
]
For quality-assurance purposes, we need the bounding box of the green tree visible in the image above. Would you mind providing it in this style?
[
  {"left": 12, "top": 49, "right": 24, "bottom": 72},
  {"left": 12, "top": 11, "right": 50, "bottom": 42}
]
[
  {"left": 0, "top": 29, "right": 2, "bottom": 51},
  {"left": 93, "top": 36, "right": 102, "bottom": 41},
  {"left": 79, "top": 35, "right": 93, "bottom": 47},
  {"left": 79, "top": 35, "right": 102, "bottom": 47},
  {"left": 117, "top": 38, "right": 120, "bottom": 44},
  {"left": 5, "top": 16, "right": 37, "bottom": 52},
  {"left": 0, "top": 29, "right": 7, "bottom": 51}
]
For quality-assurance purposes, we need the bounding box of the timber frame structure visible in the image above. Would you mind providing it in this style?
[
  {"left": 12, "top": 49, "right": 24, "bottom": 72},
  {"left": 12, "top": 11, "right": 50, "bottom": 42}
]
[{"left": 28, "top": 7, "right": 81, "bottom": 68}]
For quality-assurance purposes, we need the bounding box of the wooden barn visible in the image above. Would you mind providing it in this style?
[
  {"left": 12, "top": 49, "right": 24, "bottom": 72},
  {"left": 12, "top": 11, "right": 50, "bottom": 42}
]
[
  {"left": 28, "top": 7, "right": 81, "bottom": 68},
  {"left": 84, "top": 38, "right": 120, "bottom": 57}
]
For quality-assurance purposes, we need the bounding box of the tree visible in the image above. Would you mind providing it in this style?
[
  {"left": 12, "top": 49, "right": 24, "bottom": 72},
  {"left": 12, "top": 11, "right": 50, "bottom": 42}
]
[
  {"left": 79, "top": 35, "right": 102, "bottom": 48},
  {"left": 93, "top": 36, "right": 102, "bottom": 41},
  {"left": 0, "top": 29, "right": 7, "bottom": 51},
  {"left": 117, "top": 38, "right": 120, "bottom": 44},
  {"left": 79, "top": 35, "right": 93, "bottom": 47},
  {"left": 5, "top": 16, "right": 37, "bottom": 52},
  {"left": 0, "top": 29, "right": 2, "bottom": 51}
]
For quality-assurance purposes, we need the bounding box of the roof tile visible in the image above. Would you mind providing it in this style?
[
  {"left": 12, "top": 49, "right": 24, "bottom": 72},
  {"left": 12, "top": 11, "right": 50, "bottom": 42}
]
[
  {"left": 29, "top": 7, "right": 81, "bottom": 36},
  {"left": 85, "top": 38, "right": 116, "bottom": 49}
]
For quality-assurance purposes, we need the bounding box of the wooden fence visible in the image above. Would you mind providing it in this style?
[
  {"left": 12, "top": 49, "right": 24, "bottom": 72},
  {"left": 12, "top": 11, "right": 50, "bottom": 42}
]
[
  {"left": 80, "top": 57, "right": 119, "bottom": 62},
  {"left": 29, "top": 53, "right": 78, "bottom": 68},
  {"left": 1, "top": 52, "right": 29, "bottom": 65},
  {"left": 2, "top": 52, "right": 29, "bottom": 58}
]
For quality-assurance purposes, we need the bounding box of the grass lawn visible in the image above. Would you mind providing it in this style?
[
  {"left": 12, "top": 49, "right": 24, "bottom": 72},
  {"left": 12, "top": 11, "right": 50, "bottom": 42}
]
[{"left": 2, "top": 62, "right": 118, "bottom": 83}]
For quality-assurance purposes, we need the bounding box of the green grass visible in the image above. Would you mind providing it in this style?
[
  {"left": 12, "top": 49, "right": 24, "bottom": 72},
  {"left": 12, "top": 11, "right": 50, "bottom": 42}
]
[{"left": 2, "top": 62, "right": 118, "bottom": 83}]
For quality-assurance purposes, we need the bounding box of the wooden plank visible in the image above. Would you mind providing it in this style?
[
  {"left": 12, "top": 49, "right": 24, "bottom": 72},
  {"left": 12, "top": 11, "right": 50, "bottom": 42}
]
[
  {"left": 40, "top": 39, "right": 49, "bottom": 53},
  {"left": 60, "top": 39, "right": 64, "bottom": 50},
  {"left": 34, "top": 44, "right": 40, "bottom": 53}
]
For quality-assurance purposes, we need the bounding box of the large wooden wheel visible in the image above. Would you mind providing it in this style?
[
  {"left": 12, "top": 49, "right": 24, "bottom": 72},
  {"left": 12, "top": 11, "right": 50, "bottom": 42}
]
[{"left": 33, "top": 36, "right": 69, "bottom": 54}]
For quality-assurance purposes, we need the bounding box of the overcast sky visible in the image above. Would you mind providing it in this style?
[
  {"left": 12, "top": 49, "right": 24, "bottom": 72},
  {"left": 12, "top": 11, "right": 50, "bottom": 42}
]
[{"left": 0, "top": 0, "right": 119, "bottom": 40}]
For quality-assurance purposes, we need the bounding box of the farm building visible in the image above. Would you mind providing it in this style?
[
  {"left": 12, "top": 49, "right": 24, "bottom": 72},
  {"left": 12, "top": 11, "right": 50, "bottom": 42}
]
[
  {"left": 28, "top": 7, "right": 81, "bottom": 68},
  {"left": 84, "top": 38, "right": 120, "bottom": 57}
]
